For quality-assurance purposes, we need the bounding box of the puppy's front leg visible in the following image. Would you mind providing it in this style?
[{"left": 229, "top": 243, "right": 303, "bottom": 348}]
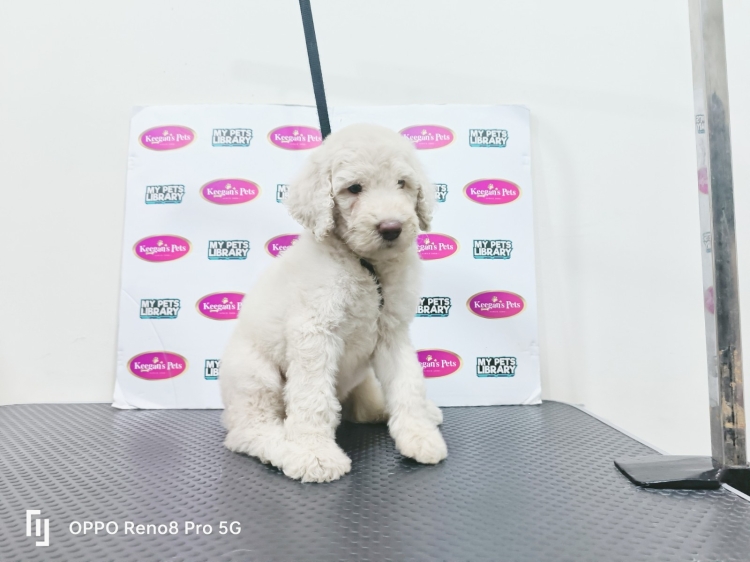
[
  {"left": 281, "top": 332, "right": 352, "bottom": 483},
  {"left": 374, "top": 335, "right": 448, "bottom": 464}
]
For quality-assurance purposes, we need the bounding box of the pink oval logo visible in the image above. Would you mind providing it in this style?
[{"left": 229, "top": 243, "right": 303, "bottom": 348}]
[
  {"left": 268, "top": 126, "right": 322, "bottom": 150},
  {"left": 201, "top": 179, "right": 260, "bottom": 205},
  {"left": 139, "top": 126, "right": 195, "bottom": 151},
  {"left": 417, "top": 233, "right": 459, "bottom": 260},
  {"left": 399, "top": 125, "right": 454, "bottom": 149},
  {"left": 464, "top": 179, "right": 521, "bottom": 205},
  {"left": 196, "top": 292, "right": 245, "bottom": 320},
  {"left": 128, "top": 351, "right": 188, "bottom": 380},
  {"left": 698, "top": 167, "right": 709, "bottom": 194},
  {"left": 266, "top": 234, "right": 300, "bottom": 257},
  {"left": 705, "top": 286, "right": 715, "bottom": 314},
  {"left": 468, "top": 291, "right": 525, "bottom": 319},
  {"left": 417, "top": 349, "right": 462, "bottom": 378},
  {"left": 134, "top": 235, "right": 191, "bottom": 262}
]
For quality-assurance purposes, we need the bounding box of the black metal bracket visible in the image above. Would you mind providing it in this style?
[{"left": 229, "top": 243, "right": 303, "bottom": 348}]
[
  {"left": 298, "top": 0, "right": 331, "bottom": 139},
  {"left": 615, "top": 455, "right": 750, "bottom": 495}
]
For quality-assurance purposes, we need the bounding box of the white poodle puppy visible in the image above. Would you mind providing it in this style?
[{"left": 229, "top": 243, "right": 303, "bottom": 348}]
[{"left": 220, "top": 123, "right": 447, "bottom": 482}]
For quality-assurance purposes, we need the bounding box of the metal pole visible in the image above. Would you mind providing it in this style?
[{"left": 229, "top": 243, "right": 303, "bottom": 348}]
[
  {"left": 299, "top": 0, "right": 331, "bottom": 138},
  {"left": 688, "top": 0, "right": 746, "bottom": 468}
]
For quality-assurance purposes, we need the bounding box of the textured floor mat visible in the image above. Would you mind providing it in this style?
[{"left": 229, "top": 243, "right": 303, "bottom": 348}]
[{"left": 1, "top": 402, "right": 749, "bottom": 561}]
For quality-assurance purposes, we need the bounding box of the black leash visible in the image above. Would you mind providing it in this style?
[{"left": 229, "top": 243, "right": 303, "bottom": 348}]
[
  {"left": 299, "top": 1, "right": 382, "bottom": 309},
  {"left": 298, "top": 0, "right": 331, "bottom": 138},
  {"left": 359, "top": 259, "right": 384, "bottom": 309}
]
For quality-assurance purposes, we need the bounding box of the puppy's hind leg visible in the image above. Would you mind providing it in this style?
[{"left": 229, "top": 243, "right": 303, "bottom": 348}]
[
  {"left": 220, "top": 342, "right": 286, "bottom": 467},
  {"left": 342, "top": 367, "right": 388, "bottom": 424},
  {"left": 424, "top": 399, "right": 444, "bottom": 426}
]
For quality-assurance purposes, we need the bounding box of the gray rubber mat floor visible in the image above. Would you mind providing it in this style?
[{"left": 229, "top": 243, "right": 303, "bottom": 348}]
[{"left": 1, "top": 402, "right": 749, "bottom": 561}]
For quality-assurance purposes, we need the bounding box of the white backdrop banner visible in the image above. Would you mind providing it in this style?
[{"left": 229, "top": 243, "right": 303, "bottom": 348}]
[{"left": 114, "top": 104, "right": 541, "bottom": 409}]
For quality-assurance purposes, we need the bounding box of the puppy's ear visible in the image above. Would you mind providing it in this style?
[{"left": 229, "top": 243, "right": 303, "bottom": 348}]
[
  {"left": 285, "top": 152, "right": 334, "bottom": 240},
  {"left": 415, "top": 168, "right": 436, "bottom": 232}
]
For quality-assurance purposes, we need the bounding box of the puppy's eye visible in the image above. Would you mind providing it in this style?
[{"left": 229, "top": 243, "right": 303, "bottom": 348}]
[
  {"left": 397, "top": 180, "right": 406, "bottom": 188},
  {"left": 348, "top": 184, "right": 362, "bottom": 194}
]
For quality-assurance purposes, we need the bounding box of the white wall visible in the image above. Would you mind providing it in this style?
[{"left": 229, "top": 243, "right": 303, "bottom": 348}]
[{"left": 1, "top": 0, "right": 749, "bottom": 456}]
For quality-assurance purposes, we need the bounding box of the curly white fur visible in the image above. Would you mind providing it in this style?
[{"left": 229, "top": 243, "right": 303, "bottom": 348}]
[{"left": 220, "top": 124, "right": 446, "bottom": 482}]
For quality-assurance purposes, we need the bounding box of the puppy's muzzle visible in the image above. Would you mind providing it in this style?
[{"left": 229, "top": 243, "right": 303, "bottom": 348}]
[{"left": 378, "top": 220, "right": 402, "bottom": 241}]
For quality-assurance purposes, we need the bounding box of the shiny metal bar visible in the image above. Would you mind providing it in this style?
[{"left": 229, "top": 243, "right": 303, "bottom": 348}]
[{"left": 688, "top": 0, "right": 746, "bottom": 467}]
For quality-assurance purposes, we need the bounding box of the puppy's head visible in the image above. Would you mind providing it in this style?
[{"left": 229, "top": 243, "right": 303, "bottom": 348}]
[{"left": 285, "top": 123, "right": 435, "bottom": 259}]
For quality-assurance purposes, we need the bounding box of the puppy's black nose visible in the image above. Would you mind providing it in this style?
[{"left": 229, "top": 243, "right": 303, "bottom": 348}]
[{"left": 378, "top": 220, "right": 402, "bottom": 241}]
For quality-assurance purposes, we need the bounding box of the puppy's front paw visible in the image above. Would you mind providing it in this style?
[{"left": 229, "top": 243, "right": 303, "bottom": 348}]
[
  {"left": 224, "top": 427, "right": 282, "bottom": 465},
  {"left": 424, "top": 400, "right": 443, "bottom": 426},
  {"left": 282, "top": 439, "right": 352, "bottom": 483},
  {"left": 390, "top": 420, "right": 447, "bottom": 465}
]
